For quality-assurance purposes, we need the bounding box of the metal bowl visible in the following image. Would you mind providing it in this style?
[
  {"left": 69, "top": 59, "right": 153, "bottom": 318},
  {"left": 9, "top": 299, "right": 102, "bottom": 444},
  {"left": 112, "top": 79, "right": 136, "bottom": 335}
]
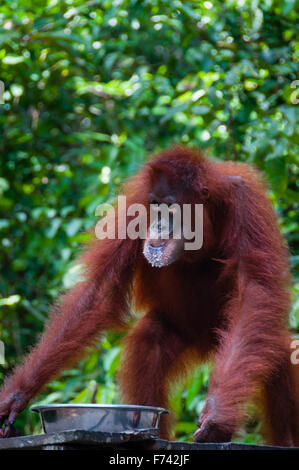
[{"left": 31, "top": 404, "right": 169, "bottom": 434}]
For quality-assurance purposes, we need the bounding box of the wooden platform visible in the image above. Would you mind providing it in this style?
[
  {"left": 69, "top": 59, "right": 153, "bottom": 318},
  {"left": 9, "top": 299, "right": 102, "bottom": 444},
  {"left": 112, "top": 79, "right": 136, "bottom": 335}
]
[{"left": 0, "top": 430, "right": 297, "bottom": 451}]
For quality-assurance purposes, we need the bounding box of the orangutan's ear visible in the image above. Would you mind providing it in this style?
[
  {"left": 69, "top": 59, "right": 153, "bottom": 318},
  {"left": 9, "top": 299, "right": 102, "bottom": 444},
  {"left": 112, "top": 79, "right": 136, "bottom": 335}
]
[
  {"left": 226, "top": 175, "right": 244, "bottom": 185},
  {"left": 221, "top": 174, "right": 249, "bottom": 251},
  {"left": 226, "top": 175, "right": 246, "bottom": 214}
]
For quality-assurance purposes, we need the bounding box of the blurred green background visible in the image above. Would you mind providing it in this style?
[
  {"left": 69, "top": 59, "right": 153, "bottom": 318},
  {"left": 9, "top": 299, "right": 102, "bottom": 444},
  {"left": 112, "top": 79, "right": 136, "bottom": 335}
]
[{"left": 0, "top": 0, "right": 298, "bottom": 443}]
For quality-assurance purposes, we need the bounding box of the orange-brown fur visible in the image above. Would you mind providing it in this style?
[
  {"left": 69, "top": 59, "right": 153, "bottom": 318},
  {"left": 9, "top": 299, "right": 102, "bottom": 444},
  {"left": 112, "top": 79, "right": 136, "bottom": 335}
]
[{"left": 0, "top": 146, "right": 298, "bottom": 444}]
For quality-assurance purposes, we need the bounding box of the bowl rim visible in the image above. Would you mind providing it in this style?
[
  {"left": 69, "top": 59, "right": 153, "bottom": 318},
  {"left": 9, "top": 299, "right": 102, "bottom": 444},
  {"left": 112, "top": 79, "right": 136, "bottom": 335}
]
[{"left": 31, "top": 403, "right": 169, "bottom": 414}]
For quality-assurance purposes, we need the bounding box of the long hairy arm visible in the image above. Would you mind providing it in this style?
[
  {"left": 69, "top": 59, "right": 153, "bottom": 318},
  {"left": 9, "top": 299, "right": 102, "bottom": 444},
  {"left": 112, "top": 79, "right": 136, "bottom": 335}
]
[
  {"left": 0, "top": 235, "right": 140, "bottom": 437},
  {"left": 195, "top": 172, "right": 292, "bottom": 442}
]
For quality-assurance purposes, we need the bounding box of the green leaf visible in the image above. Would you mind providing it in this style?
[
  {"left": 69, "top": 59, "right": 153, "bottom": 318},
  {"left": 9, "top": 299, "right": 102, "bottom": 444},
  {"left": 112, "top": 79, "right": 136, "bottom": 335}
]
[{"left": 265, "top": 157, "right": 288, "bottom": 194}]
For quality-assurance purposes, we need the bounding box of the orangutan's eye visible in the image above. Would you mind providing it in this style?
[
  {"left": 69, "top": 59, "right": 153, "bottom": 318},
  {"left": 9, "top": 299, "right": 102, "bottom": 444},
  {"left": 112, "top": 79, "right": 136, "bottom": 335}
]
[
  {"left": 150, "top": 200, "right": 159, "bottom": 206},
  {"left": 202, "top": 187, "right": 209, "bottom": 199}
]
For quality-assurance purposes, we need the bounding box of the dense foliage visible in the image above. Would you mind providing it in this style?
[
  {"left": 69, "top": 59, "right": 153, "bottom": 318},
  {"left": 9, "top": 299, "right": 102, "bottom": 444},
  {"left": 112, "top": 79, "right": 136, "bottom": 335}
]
[{"left": 0, "top": 0, "right": 298, "bottom": 442}]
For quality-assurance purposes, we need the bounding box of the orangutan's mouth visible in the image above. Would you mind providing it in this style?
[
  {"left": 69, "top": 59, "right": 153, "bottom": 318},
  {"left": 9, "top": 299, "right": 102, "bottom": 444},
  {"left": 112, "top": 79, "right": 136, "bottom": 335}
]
[
  {"left": 143, "top": 242, "right": 170, "bottom": 268},
  {"left": 143, "top": 236, "right": 184, "bottom": 268},
  {"left": 148, "top": 240, "right": 167, "bottom": 249}
]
